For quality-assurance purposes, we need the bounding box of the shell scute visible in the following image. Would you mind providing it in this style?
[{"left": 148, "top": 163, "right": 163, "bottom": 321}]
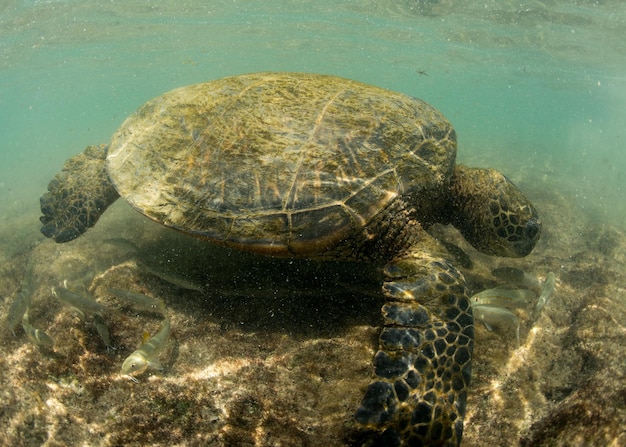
[{"left": 106, "top": 72, "right": 456, "bottom": 254}]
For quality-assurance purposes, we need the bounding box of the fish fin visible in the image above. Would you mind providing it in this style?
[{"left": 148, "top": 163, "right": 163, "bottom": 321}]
[{"left": 148, "top": 360, "right": 163, "bottom": 371}]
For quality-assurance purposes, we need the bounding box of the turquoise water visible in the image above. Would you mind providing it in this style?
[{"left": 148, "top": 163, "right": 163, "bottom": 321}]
[
  {"left": 1, "top": 0, "right": 625, "bottom": 235},
  {"left": 1, "top": 2, "right": 626, "bottom": 445}
]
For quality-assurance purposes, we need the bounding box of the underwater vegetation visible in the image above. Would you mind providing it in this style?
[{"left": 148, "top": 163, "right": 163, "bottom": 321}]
[{"left": 1, "top": 211, "right": 625, "bottom": 446}]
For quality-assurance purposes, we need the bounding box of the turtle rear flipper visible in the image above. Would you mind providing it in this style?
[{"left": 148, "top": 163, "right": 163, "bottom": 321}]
[{"left": 40, "top": 145, "right": 120, "bottom": 243}]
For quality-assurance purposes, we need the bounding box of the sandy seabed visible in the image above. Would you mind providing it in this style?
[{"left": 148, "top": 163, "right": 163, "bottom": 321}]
[{"left": 1, "top": 179, "right": 625, "bottom": 447}]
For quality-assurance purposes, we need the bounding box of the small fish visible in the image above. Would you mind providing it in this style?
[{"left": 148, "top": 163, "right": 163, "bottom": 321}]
[
  {"left": 52, "top": 285, "right": 109, "bottom": 315},
  {"left": 102, "top": 237, "right": 140, "bottom": 252},
  {"left": 470, "top": 272, "right": 556, "bottom": 344},
  {"left": 470, "top": 287, "right": 533, "bottom": 344},
  {"left": 472, "top": 305, "right": 521, "bottom": 342},
  {"left": 107, "top": 288, "right": 166, "bottom": 315},
  {"left": 491, "top": 267, "right": 542, "bottom": 291},
  {"left": 22, "top": 309, "right": 54, "bottom": 349},
  {"left": 121, "top": 318, "right": 171, "bottom": 378},
  {"left": 93, "top": 313, "right": 114, "bottom": 351},
  {"left": 533, "top": 272, "right": 556, "bottom": 319},
  {"left": 471, "top": 288, "right": 536, "bottom": 312},
  {"left": 141, "top": 264, "right": 204, "bottom": 292},
  {"left": 7, "top": 288, "right": 32, "bottom": 335}
]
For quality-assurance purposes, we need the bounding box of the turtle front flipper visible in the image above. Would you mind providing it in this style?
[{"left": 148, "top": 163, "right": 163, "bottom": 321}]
[
  {"left": 40, "top": 145, "right": 120, "bottom": 243},
  {"left": 355, "top": 236, "right": 473, "bottom": 446}
]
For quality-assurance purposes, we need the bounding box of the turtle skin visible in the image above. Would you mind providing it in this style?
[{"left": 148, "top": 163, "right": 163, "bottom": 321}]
[{"left": 39, "top": 72, "right": 541, "bottom": 446}]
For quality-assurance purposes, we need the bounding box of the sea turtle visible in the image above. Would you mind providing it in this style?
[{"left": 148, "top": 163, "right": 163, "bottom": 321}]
[{"left": 39, "top": 72, "right": 541, "bottom": 446}]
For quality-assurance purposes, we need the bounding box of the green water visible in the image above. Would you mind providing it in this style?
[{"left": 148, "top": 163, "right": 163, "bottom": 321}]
[
  {"left": 1, "top": 0, "right": 625, "bottom": 238},
  {"left": 1, "top": 3, "right": 625, "bottom": 445}
]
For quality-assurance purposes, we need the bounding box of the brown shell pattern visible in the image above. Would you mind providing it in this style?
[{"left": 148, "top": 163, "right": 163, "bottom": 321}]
[{"left": 106, "top": 72, "right": 456, "bottom": 255}]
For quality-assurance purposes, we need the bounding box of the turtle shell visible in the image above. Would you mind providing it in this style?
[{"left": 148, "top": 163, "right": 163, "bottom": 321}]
[{"left": 106, "top": 72, "right": 456, "bottom": 256}]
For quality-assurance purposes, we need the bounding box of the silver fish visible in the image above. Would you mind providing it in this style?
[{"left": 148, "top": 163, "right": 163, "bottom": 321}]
[
  {"left": 22, "top": 309, "right": 53, "bottom": 349},
  {"left": 52, "top": 285, "right": 108, "bottom": 315},
  {"left": 533, "top": 272, "right": 556, "bottom": 319},
  {"left": 491, "top": 267, "right": 542, "bottom": 291},
  {"left": 472, "top": 305, "right": 521, "bottom": 342},
  {"left": 141, "top": 263, "right": 204, "bottom": 292},
  {"left": 6, "top": 270, "right": 34, "bottom": 335},
  {"left": 471, "top": 288, "right": 536, "bottom": 312},
  {"left": 108, "top": 288, "right": 166, "bottom": 315},
  {"left": 93, "top": 313, "right": 114, "bottom": 351},
  {"left": 121, "top": 318, "right": 171, "bottom": 378},
  {"left": 471, "top": 272, "right": 556, "bottom": 344},
  {"left": 7, "top": 289, "right": 32, "bottom": 335}
]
